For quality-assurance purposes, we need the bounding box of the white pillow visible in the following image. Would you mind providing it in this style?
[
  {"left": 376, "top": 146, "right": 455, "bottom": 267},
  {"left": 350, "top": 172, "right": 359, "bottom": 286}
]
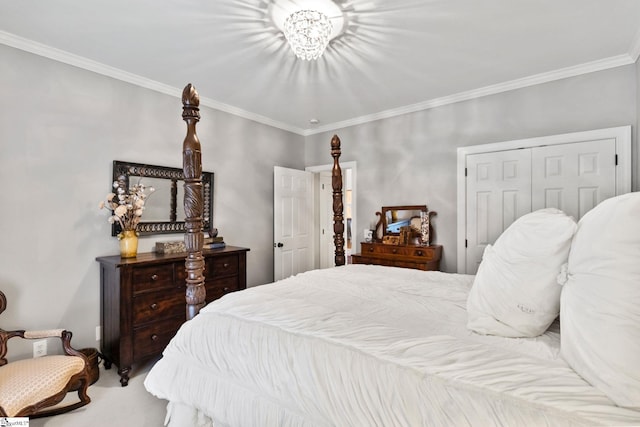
[
  {"left": 467, "top": 208, "right": 577, "bottom": 337},
  {"left": 561, "top": 192, "right": 640, "bottom": 408}
]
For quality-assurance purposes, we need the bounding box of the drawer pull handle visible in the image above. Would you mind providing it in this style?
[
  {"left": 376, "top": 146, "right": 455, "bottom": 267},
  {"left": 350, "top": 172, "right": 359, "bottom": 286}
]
[
  {"left": 151, "top": 334, "right": 159, "bottom": 341},
  {"left": 368, "top": 247, "right": 374, "bottom": 252},
  {"left": 416, "top": 250, "right": 423, "bottom": 256},
  {"left": 223, "top": 287, "right": 230, "bottom": 292},
  {"left": 151, "top": 274, "right": 158, "bottom": 281},
  {"left": 223, "top": 263, "right": 230, "bottom": 268},
  {"left": 150, "top": 303, "right": 158, "bottom": 310},
  {"left": 392, "top": 249, "right": 397, "bottom": 254}
]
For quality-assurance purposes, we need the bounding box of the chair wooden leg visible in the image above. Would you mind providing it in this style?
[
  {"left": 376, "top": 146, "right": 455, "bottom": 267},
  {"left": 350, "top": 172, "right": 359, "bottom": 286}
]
[{"left": 17, "top": 372, "right": 92, "bottom": 419}]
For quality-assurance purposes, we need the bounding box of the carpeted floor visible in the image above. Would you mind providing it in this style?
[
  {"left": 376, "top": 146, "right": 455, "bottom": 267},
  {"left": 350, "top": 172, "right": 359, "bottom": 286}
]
[{"left": 29, "top": 357, "right": 168, "bottom": 427}]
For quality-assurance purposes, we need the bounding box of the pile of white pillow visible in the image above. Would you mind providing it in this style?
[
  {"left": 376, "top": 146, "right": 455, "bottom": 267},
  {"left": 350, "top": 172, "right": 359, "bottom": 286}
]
[{"left": 466, "top": 192, "right": 640, "bottom": 409}]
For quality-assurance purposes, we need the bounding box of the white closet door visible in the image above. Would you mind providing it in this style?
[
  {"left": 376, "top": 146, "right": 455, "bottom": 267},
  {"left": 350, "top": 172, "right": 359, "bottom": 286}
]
[
  {"left": 465, "top": 149, "right": 532, "bottom": 274},
  {"left": 532, "top": 139, "right": 617, "bottom": 221},
  {"left": 458, "top": 126, "right": 630, "bottom": 274}
]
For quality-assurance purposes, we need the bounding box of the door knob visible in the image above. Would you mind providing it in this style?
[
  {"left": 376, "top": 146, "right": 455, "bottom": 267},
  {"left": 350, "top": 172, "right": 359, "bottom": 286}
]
[{"left": 274, "top": 242, "right": 284, "bottom": 248}]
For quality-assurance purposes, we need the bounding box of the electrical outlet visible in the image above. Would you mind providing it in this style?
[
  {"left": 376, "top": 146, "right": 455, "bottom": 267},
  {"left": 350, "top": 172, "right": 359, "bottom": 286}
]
[
  {"left": 33, "top": 340, "right": 47, "bottom": 358},
  {"left": 96, "top": 326, "right": 102, "bottom": 341}
]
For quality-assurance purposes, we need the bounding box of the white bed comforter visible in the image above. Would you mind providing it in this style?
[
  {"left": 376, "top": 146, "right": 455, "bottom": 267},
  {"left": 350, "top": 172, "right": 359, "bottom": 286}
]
[{"left": 144, "top": 265, "right": 640, "bottom": 427}]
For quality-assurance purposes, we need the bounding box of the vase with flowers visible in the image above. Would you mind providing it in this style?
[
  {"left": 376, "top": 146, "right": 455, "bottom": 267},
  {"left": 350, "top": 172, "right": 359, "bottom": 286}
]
[{"left": 99, "top": 179, "right": 155, "bottom": 258}]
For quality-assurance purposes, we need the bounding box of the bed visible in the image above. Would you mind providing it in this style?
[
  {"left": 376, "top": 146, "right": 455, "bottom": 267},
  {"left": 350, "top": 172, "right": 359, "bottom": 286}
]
[{"left": 144, "top": 84, "right": 640, "bottom": 426}]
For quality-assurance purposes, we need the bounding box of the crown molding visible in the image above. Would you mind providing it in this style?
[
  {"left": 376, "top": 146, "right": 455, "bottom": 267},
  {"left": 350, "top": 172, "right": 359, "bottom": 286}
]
[
  {"left": 627, "top": 26, "right": 640, "bottom": 62},
  {"left": 305, "top": 53, "right": 635, "bottom": 135},
  {"left": 1, "top": 30, "right": 635, "bottom": 138},
  {"left": 197, "top": 95, "right": 306, "bottom": 135},
  {"left": 0, "top": 31, "right": 307, "bottom": 135}
]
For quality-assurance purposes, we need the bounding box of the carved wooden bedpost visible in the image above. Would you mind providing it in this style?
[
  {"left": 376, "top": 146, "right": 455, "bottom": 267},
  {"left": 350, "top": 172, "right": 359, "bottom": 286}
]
[
  {"left": 331, "top": 135, "right": 345, "bottom": 266},
  {"left": 182, "top": 84, "right": 206, "bottom": 320}
]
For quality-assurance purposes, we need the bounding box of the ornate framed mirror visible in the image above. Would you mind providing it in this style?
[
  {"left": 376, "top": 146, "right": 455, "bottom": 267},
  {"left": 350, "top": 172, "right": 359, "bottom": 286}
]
[
  {"left": 111, "top": 160, "right": 214, "bottom": 236},
  {"left": 374, "top": 205, "right": 428, "bottom": 241}
]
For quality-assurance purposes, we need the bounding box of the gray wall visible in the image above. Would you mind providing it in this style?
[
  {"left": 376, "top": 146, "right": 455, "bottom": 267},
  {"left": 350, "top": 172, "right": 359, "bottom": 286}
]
[
  {"left": 2, "top": 41, "right": 638, "bottom": 358},
  {"left": 0, "top": 44, "right": 304, "bottom": 357},
  {"left": 305, "top": 64, "right": 638, "bottom": 272}
]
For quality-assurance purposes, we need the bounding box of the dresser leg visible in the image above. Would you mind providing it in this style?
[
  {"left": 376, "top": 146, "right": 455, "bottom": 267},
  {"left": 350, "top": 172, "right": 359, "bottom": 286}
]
[
  {"left": 118, "top": 367, "right": 130, "bottom": 387},
  {"left": 103, "top": 358, "right": 112, "bottom": 370}
]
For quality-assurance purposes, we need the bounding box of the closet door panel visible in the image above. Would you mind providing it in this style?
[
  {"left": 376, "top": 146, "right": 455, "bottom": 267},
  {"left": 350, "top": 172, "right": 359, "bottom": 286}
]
[
  {"left": 465, "top": 150, "right": 532, "bottom": 274},
  {"left": 532, "top": 139, "right": 616, "bottom": 221}
]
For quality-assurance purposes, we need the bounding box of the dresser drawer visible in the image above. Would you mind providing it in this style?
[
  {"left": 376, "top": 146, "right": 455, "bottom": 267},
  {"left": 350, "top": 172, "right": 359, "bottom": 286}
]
[
  {"left": 132, "top": 290, "right": 184, "bottom": 325},
  {"left": 133, "top": 316, "right": 184, "bottom": 360},
  {"left": 354, "top": 243, "right": 442, "bottom": 272},
  {"left": 352, "top": 254, "right": 439, "bottom": 271},
  {"left": 206, "top": 255, "right": 238, "bottom": 279},
  {"left": 132, "top": 264, "right": 174, "bottom": 293},
  {"left": 361, "top": 243, "right": 439, "bottom": 259},
  {"left": 206, "top": 276, "right": 239, "bottom": 303},
  {"left": 373, "top": 257, "right": 438, "bottom": 271},
  {"left": 175, "top": 263, "right": 186, "bottom": 283}
]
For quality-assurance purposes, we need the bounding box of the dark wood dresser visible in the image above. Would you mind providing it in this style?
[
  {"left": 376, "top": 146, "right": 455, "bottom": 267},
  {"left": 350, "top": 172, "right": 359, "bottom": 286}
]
[
  {"left": 351, "top": 242, "right": 442, "bottom": 271},
  {"left": 96, "top": 245, "right": 249, "bottom": 386}
]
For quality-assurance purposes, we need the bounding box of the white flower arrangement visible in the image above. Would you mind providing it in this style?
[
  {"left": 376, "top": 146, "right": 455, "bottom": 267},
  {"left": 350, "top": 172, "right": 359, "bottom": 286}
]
[{"left": 99, "top": 179, "right": 155, "bottom": 235}]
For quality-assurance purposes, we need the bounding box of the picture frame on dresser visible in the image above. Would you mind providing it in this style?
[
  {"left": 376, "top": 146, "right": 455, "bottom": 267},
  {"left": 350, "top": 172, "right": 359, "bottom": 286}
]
[{"left": 382, "top": 235, "right": 400, "bottom": 245}]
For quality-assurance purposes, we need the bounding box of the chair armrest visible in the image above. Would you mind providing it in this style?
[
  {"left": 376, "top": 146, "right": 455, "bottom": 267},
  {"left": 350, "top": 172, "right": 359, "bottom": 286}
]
[
  {"left": 58, "top": 330, "right": 88, "bottom": 361},
  {"left": 23, "top": 329, "right": 65, "bottom": 339},
  {"left": 0, "top": 329, "right": 85, "bottom": 366},
  {"left": 23, "top": 329, "right": 85, "bottom": 359}
]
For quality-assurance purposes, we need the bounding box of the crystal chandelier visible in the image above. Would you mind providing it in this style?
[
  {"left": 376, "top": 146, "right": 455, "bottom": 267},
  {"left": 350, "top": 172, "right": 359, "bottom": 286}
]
[{"left": 283, "top": 10, "right": 333, "bottom": 61}]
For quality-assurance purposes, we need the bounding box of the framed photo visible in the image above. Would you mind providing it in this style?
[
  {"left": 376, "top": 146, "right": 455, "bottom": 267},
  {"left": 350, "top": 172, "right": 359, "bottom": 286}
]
[{"left": 382, "top": 235, "right": 400, "bottom": 245}]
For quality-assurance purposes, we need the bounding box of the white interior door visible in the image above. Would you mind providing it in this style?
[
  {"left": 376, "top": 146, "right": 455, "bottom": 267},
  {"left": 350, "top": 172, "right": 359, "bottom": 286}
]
[
  {"left": 465, "top": 149, "right": 532, "bottom": 273},
  {"left": 306, "top": 161, "right": 357, "bottom": 270},
  {"left": 318, "top": 172, "right": 335, "bottom": 269},
  {"left": 274, "top": 166, "right": 314, "bottom": 281},
  {"left": 532, "top": 139, "right": 617, "bottom": 220}
]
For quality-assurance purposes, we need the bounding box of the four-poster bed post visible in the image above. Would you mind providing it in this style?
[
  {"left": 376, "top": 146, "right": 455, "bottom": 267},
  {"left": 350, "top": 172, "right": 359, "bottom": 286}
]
[
  {"left": 331, "top": 135, "right": 345, "bottom": 267},
  {"left": 181, "top": 83, "right": 206, "bottom": 320},
  {"left": 179, "top": 85, "right": 346, "bottom": 319}
]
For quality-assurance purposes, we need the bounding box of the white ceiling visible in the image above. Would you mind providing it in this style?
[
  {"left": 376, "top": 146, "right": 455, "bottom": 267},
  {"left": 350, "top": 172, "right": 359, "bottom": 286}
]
[{"left": 1, "top": 0, "right": 640, "bottom": 135}]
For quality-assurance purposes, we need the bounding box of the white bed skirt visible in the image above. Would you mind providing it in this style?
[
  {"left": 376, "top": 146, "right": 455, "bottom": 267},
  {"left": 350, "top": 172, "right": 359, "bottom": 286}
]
[{"left": 165, "top": 402, "right": 214, "bottom": 427}]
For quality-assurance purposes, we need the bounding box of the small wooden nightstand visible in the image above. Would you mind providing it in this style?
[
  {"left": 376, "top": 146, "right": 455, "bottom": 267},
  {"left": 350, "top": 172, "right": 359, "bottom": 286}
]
[{"left": 351, "top": 242, "right": 442, "bottom": 271}]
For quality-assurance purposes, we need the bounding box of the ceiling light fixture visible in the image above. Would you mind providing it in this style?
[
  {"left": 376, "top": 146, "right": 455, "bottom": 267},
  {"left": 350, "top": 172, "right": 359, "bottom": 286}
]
[
  {"left": 284, "top": 10, "right": 333, "bottom": 60},
  {"left": 269, "top": 0, "right": 347, "bottom": 61}
]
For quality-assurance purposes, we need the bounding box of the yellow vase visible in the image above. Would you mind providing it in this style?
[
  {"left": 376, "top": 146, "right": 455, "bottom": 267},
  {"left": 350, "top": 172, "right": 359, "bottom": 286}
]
[{"left": 119, "top": 230, "right": 138, "bottom": 258}]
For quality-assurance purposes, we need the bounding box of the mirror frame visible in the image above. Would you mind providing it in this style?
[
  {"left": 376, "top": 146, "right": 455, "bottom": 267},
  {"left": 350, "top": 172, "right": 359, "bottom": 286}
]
[
  {"left": 375, "top": 205, "right": 428, "bottom": 241},
  {"left": 111, "top": 160, "right": 214, "bottom": 236}
]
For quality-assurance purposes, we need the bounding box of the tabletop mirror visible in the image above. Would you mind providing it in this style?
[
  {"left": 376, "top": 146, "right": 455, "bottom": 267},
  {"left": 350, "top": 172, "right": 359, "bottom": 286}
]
[
  {"left": 374, "top": 205, "right": 431, "bottom": 244},
  {"left": 111, "top": 160, "right": 214, "bottom": 236}
]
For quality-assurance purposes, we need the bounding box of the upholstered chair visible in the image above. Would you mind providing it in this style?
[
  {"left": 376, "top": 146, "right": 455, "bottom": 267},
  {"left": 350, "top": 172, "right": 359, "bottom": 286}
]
[{"left": 0, "top": 290, "right": 91, "bottom": 418}]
